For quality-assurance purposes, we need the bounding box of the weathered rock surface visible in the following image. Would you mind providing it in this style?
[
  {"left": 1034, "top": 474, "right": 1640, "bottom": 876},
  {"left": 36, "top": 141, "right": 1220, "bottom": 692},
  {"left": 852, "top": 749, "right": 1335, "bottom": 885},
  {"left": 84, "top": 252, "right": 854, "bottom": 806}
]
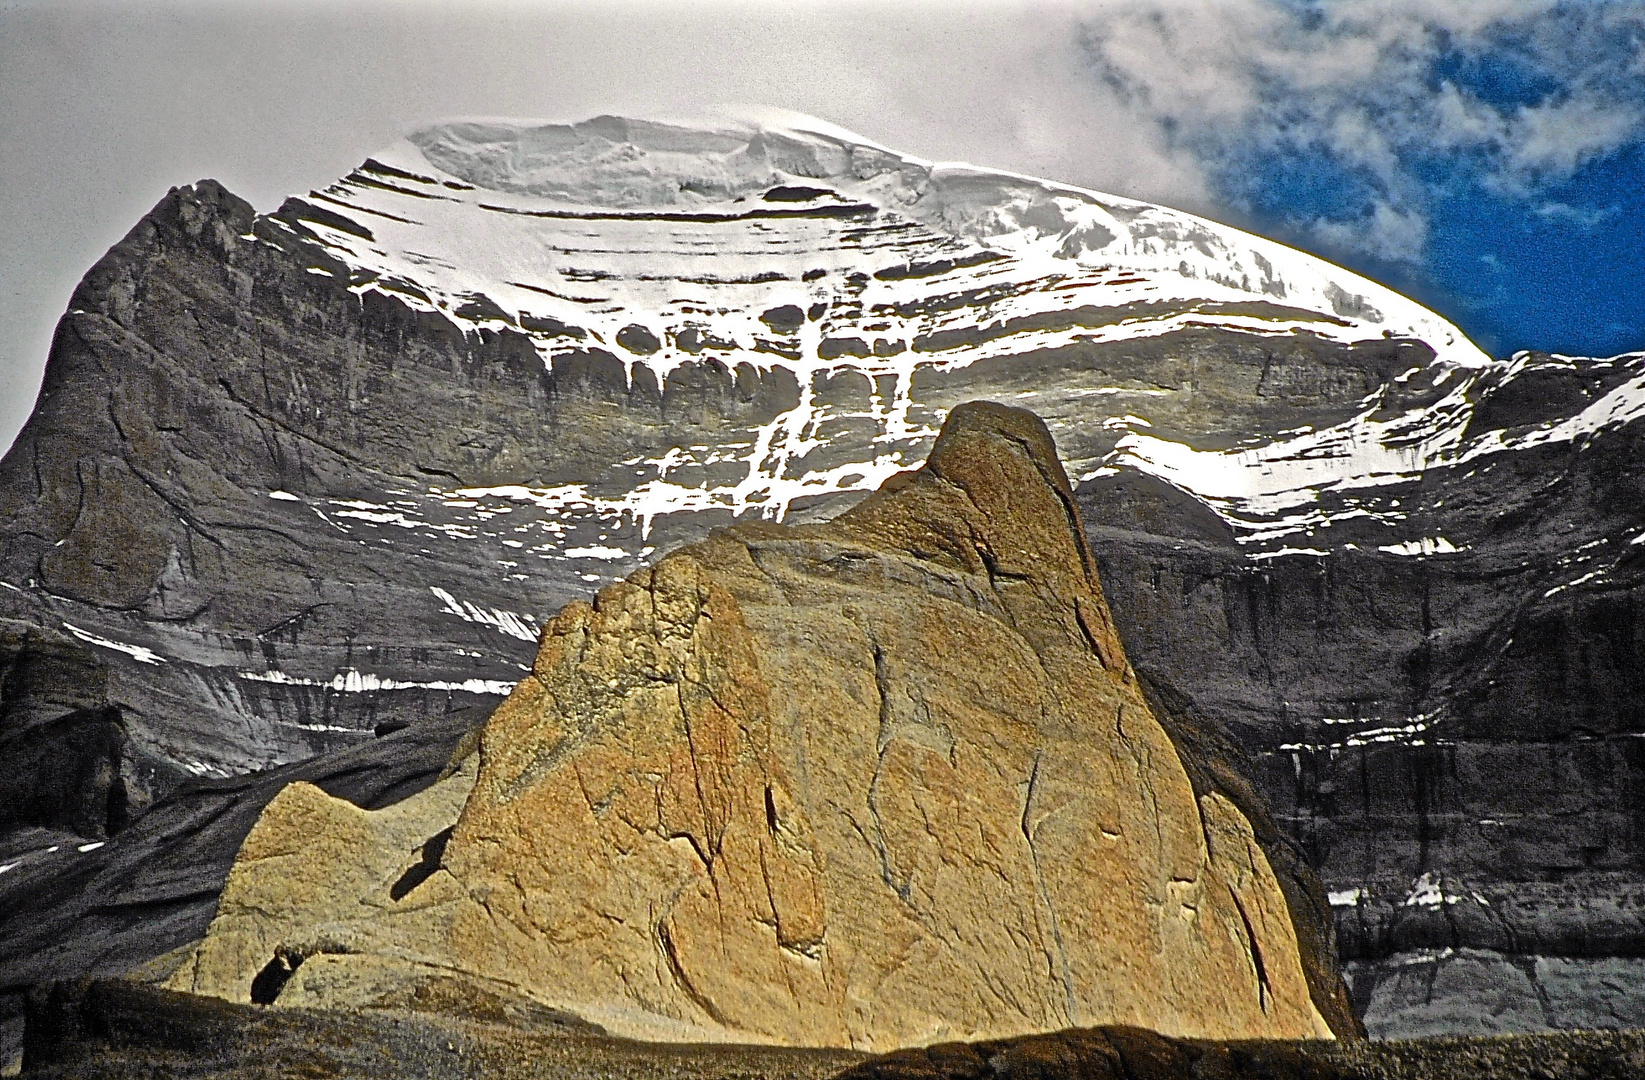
[
  {"left": 0, "top": 180, "right": 556, "bottom": 819},
  {"left": 169, "top": 403, "right": 1344, "bottom": 1050},
  {"left": 0, "top": 620, "right": 125, "bottom": 839},
  {"left": 1076, "top": 358, "right": 1645, "bottom": 1034},
  {"left": 1342, "top": 948, "right": 1645, "bottom": 1039}
]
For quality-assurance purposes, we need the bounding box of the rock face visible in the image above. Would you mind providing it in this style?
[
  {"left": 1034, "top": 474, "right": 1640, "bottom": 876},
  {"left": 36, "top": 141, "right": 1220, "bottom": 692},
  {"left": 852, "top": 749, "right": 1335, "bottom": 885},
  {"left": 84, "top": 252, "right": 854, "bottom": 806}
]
[
  {"left": 1075, "top": 350, "right": 1645, "bottom": 1034},
  {"left": 0, "top": 708, "right": 484, "bottom": 1075},
  {"left": 0, "top": 620, "right": 125, "bottom": 839},
  {"left": 0, "top": 180, "right": 536, "bottom": 817},
  {"left": 169, "top": 403, "right": 1342, "bottom": 1049}
]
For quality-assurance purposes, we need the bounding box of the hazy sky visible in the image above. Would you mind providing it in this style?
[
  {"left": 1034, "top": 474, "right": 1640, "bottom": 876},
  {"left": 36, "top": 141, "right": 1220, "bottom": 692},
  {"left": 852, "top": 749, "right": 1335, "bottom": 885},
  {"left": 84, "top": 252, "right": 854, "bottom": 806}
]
[{"left": 4, "top": 0, "right": 1643, "bottom": 456}]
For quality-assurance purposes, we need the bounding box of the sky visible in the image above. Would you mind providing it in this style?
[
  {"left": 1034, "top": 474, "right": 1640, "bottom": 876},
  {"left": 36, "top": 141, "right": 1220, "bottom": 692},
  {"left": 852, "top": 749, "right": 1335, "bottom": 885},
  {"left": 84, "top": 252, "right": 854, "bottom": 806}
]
[{"left": 3, "top": 0, "right": 1643, "bottom": 456}]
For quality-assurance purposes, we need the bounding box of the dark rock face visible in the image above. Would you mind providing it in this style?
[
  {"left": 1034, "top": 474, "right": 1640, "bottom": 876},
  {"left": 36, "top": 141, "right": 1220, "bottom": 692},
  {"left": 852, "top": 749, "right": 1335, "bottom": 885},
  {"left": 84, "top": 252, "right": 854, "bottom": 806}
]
[
  {"left": 1078, "top": 368, "right": 1645, "bottom": 1034},
  {"left": 0, "top": 621, "right": 124, "bottom": 838},
  {"left": 0, "top": 184, "right": 511, "bottom": 813},
  {"left": 0, "top": 181, "right": 735, "bottom": 815},
  {"left": 0, "top": 706, "right": 126, "bottom": 840}
]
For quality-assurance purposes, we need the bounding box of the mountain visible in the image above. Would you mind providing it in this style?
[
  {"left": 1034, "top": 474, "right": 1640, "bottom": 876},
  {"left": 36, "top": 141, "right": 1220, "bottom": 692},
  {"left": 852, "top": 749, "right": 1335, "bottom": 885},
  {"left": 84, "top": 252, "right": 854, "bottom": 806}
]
[
  {"left": 0, "top": 110, "right": 1641, "bottom": 1039},
  {"left": 0, "top": 108, "right": 1480, "bottom": 807}
]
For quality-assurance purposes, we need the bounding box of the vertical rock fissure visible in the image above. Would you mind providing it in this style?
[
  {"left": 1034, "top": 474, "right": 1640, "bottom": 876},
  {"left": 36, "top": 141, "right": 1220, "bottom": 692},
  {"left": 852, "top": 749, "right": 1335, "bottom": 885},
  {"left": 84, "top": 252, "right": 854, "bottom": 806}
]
[
  {"left": 1020, "top": 749, "right": 1078, "bottom": 1025},
  {"left": 672, "top": 676, "right": 721, "bottom": 886},
  {"left": 1227, "top": 885, "right": 1271, "bottom": 1013},
  {"left": 866, "top": 641, "right": 911, "bottom": 905},
  {"left": 657, "top": 919, "right": 729, "bottom": 1026}
]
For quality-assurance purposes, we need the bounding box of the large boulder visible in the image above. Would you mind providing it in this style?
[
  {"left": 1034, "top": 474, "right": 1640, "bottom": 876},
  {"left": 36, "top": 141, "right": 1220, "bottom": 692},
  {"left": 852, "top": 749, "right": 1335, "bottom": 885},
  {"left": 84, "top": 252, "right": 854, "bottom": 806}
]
[{"left": 168, "top": 403, "right": 1346, "bottom": 1050}]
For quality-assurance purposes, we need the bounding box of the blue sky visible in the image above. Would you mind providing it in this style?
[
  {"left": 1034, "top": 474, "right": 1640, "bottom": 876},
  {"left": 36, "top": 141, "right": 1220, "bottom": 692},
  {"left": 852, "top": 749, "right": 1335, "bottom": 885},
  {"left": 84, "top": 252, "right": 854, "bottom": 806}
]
[{"left": 1080, "top": 0, "right": 1645, "bottom": 359}]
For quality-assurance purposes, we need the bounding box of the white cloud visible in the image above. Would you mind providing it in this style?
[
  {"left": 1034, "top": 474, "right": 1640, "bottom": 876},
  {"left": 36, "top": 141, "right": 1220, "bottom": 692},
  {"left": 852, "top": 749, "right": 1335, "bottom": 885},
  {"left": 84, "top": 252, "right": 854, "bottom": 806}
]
[
  {"left": 1073, "top": 0, "right": 1645, "bottom": 263},
  {"left": 1313, "top": 200, "right": 1430, "bottom": 265},
  {"left": 1534, "top": 201, "right": 1622, "bottom": 229},
  {"left": 1510, "top": 94, "right": 1644, "bottom": 176}
]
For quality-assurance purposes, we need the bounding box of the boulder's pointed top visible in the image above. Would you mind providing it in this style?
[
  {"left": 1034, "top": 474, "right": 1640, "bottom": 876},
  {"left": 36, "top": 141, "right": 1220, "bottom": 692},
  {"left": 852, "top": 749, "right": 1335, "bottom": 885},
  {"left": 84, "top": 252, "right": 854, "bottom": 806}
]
[
  {"left": 926, "top": 400, "right": 1077, "bottom": 504},
  {"left": 867, "top": 400, "right": 1099, "bottom": 588}
]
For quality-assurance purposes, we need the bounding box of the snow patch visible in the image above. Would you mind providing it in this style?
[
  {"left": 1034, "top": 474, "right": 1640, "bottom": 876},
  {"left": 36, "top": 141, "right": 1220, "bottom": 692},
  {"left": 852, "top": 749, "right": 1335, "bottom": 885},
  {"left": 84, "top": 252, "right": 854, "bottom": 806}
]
[
  {"left": 563, "top": 545, "right": 628, "bottom": 560},
  {"left": 1278, "top": 712, "right": 1438, "bottom": 752},
  {"left": 429, "top": 586, "right": 539, "bottom": 642},
  {"left": 1402, "top": 872, "right": 1471, "bottom": 909},
  {"left": 61, "top": 622, "right": 166, "bottom": 665},
  {"left": 1247, "top": 547, "right": 1329, "bottom": 560},
  {"left": 1544, "top": 568, "right": 1609, "bottom": 598},
  {"left": 1102, "top": 414, "right": 1153, "bottom": 430},
  {"left": 333, "top": 507, "right": 421, "bottom": 529},
  {"left": 1379, "top": 537, "right": 1462, "bottom": 556},
  {"left": 239, "top": 668, "right": 516, "bottom": 695}
]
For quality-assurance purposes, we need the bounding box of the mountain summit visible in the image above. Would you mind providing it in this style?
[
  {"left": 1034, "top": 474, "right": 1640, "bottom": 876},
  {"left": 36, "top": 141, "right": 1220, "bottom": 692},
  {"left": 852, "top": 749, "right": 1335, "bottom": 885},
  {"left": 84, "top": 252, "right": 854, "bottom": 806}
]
[{"left": 292, "top": 109, "right": 1486, "bottom": 521}]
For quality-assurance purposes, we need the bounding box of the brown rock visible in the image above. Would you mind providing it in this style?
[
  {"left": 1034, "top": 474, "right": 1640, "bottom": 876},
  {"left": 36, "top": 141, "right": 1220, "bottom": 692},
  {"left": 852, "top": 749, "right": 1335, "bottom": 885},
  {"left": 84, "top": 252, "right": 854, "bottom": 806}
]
[
  {"left": 172, "top": 402, "right": 1340, "bottom": 1050},
  {"left": 167, "top": 754, "right": 480, "bottom": 1010}
]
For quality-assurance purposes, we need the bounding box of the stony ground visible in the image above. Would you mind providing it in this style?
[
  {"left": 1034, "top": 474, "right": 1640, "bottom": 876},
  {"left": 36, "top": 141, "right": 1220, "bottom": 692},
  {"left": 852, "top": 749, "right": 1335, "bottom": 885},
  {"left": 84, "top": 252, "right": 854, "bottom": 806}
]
[
  {"left": 17, "top": 981, "right": 1645, "bottom": 1080},
  {"left": 19, "top": 980, "right": 863, "bottom": 1080}
]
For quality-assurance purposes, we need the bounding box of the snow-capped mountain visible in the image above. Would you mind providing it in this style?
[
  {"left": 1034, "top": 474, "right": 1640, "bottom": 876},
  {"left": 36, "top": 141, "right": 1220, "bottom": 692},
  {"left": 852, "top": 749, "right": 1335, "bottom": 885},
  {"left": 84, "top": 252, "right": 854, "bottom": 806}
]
[
  {"left": 276, "top": 112, "right": 1645, "bottom": 570},
  {"left": 2, "top": 111, "right": 1643, "bottom": 1036},
  {"left": 275, "top": 110, "right": 1483, "bottom": 523}
]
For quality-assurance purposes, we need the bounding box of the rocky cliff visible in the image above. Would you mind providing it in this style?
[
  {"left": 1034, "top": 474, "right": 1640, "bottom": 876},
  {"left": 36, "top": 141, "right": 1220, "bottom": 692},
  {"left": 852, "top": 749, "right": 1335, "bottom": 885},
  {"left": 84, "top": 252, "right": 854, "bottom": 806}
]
[
  {"left": 165, "top": 403, "right": 1347, "bottom": 1049},
  {"left": 1078, "top": 352, "right": 1645, "bottom": 1034}
]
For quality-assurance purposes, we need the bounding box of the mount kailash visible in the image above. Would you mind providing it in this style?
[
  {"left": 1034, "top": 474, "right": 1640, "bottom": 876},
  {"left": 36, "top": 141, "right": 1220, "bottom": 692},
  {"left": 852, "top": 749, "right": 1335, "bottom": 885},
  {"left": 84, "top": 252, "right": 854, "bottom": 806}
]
[{"left": 2, "top": 110, "right": 1642, "bottom": 1042}]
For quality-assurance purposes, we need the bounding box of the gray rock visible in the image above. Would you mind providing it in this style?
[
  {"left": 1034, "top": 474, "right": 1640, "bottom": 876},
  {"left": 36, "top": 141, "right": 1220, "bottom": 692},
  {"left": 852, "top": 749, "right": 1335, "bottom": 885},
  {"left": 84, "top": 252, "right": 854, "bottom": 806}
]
[
  {"left": 0, "top": 621, "right": 123, "bottom": 838},
  {"left": 0, "top": 708, "right": 482, "bottom": 1022},
  {"left": 1347, "top": 949, "right": 1645, "bottom": 1037}
]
